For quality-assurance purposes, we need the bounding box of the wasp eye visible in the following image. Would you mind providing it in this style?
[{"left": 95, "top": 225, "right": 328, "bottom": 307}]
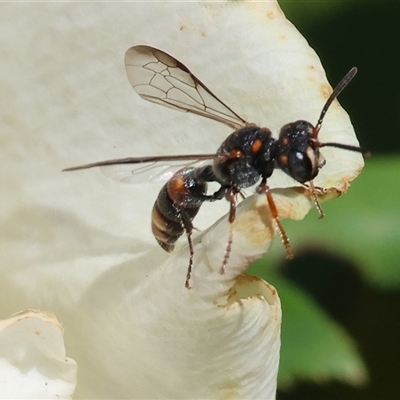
[{"left": 288, "top": 151, "right": 313, "bottom": 183}]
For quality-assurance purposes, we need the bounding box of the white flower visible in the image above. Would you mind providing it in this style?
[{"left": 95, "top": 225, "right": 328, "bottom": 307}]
[
  {"left": 0, "top": 310, "right": 77, "bottom": 399},
  {"left": 0, "top": 1, "right": 363, "bottom": 398}
]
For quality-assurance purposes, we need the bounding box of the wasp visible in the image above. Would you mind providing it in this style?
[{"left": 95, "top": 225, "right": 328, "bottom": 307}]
[{"left": 64, "top": 45, "right": 369, "bottom": 289}]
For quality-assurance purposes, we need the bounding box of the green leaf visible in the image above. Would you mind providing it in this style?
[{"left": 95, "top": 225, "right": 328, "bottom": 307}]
[
  {"left": 278, "top": 274, "right": 367, "bottom": 387},
  {"left": 255, "top": 272, "right": 367, "bottom": 388}
]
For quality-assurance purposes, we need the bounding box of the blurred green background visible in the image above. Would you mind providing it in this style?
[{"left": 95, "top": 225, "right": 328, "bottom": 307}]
[{"left": 249, "top": 2, "right": 400, "bottom": 399}]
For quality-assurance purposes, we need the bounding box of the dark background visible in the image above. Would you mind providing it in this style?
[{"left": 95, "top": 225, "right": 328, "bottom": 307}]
[
  {"left": 281, "top": 2, "right": 400, "bottom": 155},
  {"left": 272, "top": 2, "right": 400, "bottom": 399}
]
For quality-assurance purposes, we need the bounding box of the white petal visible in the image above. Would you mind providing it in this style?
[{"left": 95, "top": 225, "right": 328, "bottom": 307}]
[
  {"left": 0, "top": 0, "right": 365, "bottom": 398},
  {"left": 0, "top": 310, "right": 77, "bottom": 399},
  {"left": 70, "top": 193, "right": 282, "bottom": 399}
]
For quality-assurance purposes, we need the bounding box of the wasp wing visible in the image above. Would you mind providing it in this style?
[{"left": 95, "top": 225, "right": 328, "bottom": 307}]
[
  {"left": 125, "top": 45, "right": 247, "bottom": 131},
  {"left": 63, "top": 154, "right": 226, "bottom": 185},
  {"left": 99, "top": 159, "right": 211, "bottom": 184}
]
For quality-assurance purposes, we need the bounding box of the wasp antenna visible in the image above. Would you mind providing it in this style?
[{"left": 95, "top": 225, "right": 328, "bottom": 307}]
[
  {"left": 313, "top": 67, "right": 358, "bottom": 139},
  {"left": 320, "top": 142, "right": 370, "bottom": 157}
]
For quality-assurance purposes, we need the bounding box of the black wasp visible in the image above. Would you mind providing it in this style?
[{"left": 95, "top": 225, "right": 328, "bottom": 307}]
[{"left": 64, "top": 45, "right": 369, "bottom": 289}]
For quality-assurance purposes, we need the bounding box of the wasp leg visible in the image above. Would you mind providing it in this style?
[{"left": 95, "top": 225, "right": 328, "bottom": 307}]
[
  {"left": 238, "top": 190, "right": 246, "bottom": 200},
  {"left": 210, "top": 186, "right": 229, "bottom": 201},
  {"left": 195, "top": 185, "right": 228, "bottom": 203},
  {"left": 308, "top": 180, "right": 325, "bottom": 219},
  {"left": 179, "top": 208, "right": 196, "bottom": 290},
  {"left": 180, "top": 186, "right": 230, "bottom": 287},
  {"left": 219, "top": 188, "right": 238, "bottom": 275},
  {"left": 257, "top": 178, "right": 293, "bottom": 259}
]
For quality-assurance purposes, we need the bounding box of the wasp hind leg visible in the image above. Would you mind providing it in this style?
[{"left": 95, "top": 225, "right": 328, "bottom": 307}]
[{"left": 179, "top": 208, "right": 196, "bottom": 290}]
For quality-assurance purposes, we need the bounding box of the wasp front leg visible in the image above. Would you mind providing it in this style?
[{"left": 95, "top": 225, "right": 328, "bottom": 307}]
[{"left": 257, "top": 177, "right": 293, "bottom": 259}]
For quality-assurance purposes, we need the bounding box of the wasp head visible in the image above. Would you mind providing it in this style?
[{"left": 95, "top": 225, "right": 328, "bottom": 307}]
[{"left": 275, "top": 120, "right": 325, "bottom": 184}]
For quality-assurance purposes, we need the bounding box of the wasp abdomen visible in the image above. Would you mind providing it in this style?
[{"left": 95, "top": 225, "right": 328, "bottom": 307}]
[{"left": 151, "top": 168, "right": 208, "bottom": 252}]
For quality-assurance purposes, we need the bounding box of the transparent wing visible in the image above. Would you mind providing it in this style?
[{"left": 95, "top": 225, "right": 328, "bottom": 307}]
[
  {"left": 125, "top": 45, "right": 247, "bottom": 131},
  {"left": 99, "top": 159, "right": 209, "bottom": 185},
  {"left": 63, "top": 154, "right": 224, "bottom": 185}
]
